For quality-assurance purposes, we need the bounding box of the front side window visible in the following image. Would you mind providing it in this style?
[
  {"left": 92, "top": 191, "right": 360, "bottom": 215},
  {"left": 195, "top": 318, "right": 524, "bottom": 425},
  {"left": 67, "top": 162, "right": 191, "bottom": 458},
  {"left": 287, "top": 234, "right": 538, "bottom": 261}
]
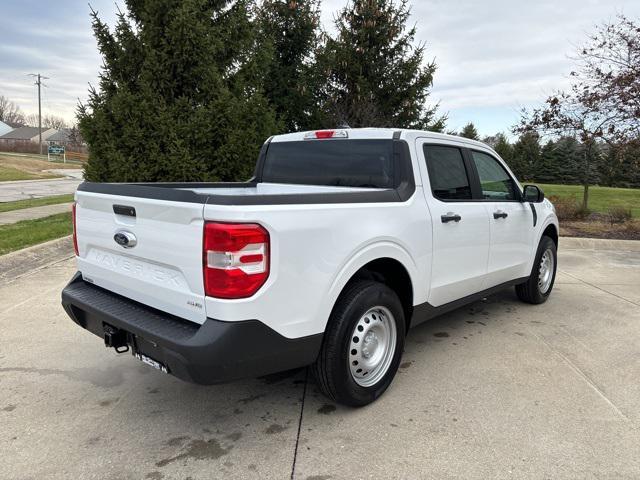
[
  {"left": 423, "top": 145, "right": 472, "bottom": 200},
  {"left": 471, "top": 151, "right": 518, "bottom": 201}
]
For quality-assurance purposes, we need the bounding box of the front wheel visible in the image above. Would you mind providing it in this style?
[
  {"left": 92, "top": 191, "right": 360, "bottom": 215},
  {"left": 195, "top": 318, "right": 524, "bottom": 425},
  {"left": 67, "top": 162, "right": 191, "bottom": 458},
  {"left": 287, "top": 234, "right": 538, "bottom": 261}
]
[
  {"left": 516, "top": 235, "right": 557, "bottom": 304},
  {"left": 313, "top": 280, "right": 405, "bottom": 407}
]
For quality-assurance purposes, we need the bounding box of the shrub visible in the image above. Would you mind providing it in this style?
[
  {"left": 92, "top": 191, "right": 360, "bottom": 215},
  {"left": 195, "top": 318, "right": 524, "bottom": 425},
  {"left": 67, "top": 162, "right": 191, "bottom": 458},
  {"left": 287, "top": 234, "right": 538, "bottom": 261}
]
[
  {"left": 548, "top": 195, "right": 590, "bottom": 220},
  {"left": 608, "top": 206, "right": 633, "bottom": 224},
  {"left": 623, "top": 220, "right": 640, "bottom": 235}
]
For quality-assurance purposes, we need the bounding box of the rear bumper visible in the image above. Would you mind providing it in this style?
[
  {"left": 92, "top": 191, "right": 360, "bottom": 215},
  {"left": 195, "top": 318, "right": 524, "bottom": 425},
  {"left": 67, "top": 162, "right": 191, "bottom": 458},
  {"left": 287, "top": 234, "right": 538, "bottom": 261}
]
[{"left": 61, "top": 272, "right": 322, "bottom": 384}]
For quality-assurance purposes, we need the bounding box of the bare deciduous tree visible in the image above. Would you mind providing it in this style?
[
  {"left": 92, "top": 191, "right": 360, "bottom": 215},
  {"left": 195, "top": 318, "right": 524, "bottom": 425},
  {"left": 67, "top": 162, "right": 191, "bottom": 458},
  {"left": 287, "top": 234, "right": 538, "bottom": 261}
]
[
  {"left": 24, "top": 113, "right": 69, "bottom": 129},
  {"left": 574, "top": 15, "right": 640, "bottom": 141},
  {"left": 517, "top": 14, "right": 640, "bottom": 209},
  {"left": 0, "top": 95, "right": 26, "bottom": 127}
]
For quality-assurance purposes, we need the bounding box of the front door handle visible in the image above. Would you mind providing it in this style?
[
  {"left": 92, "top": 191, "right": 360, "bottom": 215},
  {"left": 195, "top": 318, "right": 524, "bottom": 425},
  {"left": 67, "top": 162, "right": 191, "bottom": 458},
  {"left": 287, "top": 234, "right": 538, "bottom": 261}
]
[
  {"left": 441, "top": 213, "right": 462, "bottom": 223},
  {"left": 493, "top": 211, "right": 508, "bottom": 219}
]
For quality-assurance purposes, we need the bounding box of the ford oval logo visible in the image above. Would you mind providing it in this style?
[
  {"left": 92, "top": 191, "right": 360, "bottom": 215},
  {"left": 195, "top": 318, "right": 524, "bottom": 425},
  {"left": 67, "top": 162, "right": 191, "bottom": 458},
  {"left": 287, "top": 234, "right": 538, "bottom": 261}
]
[{"left": 114, "top": 230, "right": 137, "bottom": 248}]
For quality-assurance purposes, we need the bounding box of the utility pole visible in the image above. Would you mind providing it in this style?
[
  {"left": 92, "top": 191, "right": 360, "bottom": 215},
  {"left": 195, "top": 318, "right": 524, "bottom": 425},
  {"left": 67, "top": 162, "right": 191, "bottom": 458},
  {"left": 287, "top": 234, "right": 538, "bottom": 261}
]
[{"left": 28, "top": 73, "right": 49, "bottom": 155}]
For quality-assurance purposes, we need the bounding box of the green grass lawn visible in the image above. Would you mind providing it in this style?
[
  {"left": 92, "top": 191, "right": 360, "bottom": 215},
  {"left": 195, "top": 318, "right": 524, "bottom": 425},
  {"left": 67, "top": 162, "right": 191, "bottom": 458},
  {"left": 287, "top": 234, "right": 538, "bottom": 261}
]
[
  {"left": 0, "top": 212, "right": 72, "bottom": 255},
  {"left": 0, "top": 166, "right": 38, "bottom": 181},
  {"left": 0, "top": 194, "right": 74, "bottom": 213},
  {"left": 537, "top": 184, "right": 640, "bottom": 218},
  {"left": 0, "top": 165, "right": 59, "bottom": 181}
]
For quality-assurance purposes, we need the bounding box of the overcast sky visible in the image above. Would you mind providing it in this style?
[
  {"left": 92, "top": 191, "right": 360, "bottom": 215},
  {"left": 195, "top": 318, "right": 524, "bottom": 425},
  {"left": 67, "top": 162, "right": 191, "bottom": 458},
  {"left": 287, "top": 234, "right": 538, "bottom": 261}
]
[{"left": 1, "top": 0, "right": 639, "bottom": 136}]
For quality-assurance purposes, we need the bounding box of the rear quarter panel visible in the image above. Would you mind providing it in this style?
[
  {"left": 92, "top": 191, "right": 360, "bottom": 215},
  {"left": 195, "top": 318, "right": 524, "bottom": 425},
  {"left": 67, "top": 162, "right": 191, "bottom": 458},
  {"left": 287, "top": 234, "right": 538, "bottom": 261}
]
[{"left": 203, "top": 190, "right": 432, "bottom": 339}]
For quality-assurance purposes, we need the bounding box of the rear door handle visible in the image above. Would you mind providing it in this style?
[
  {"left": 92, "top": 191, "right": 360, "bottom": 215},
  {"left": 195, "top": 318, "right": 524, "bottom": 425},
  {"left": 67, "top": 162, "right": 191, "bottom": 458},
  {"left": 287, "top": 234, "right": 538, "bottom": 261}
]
[
  {"left": 441, "top": 213, "right": 462, "bottom": 223},
  {"left": 493, "top": 211, "right": 508, "bottom": 219}
]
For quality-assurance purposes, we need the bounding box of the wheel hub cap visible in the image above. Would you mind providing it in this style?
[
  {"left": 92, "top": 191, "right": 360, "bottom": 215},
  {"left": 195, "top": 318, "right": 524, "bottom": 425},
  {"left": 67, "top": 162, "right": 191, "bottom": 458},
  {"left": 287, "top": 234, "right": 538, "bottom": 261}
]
[
  {"left": 362, "top": 332, "right": 379, "bottom": 358},
  {"left": 348, "top": 306, "right": 397, "bottom": 387}
]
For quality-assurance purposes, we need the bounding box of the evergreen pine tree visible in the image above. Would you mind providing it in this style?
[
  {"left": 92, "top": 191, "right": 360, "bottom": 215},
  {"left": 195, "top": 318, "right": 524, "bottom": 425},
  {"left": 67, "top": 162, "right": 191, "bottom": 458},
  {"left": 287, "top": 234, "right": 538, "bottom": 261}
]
[
  {"left": 317, "top": 0, "right": 445, "bottom": 130},
  {"left": 459, "top": 122, "right": 479, "bottom": 140},
  {"left": 606, "top": 142, "right": 640, "bottom": 188},
  {"left": 257, "top": 0, "right": 322, "bottom": 131},
  {"left": 538, "top": 140, "right": 558, "bottom": 183},
  {"left": 512, "top": 131, "right": 541, "bottom": 181},
  {"left": 578, "top": 139, "right": 603, "bottom": 187},
  {"left": 492, "top": 133, "right": 514, "bottom": 168},
  {"left": 79, "top": 0, "right": 279, "bottom": 182},
  {"left": 623, "top": 142, "right": 640, "bottom": 188},
  {"left": 553, "top": 137, "right": 581, "bottom": 184}
]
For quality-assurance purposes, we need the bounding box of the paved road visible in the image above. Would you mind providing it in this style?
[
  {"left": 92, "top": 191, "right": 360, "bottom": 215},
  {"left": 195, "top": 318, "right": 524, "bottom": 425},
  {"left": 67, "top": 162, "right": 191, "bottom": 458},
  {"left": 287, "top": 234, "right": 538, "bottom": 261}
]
[
  {"left": 0, "top": 203, "right": 72, "bottom": 225},
  {"left": 0, "top": 178, "right": 81, "bottom": 202},
  {"left": 1, "top": 241, "right": 640, "bottom": 479}
]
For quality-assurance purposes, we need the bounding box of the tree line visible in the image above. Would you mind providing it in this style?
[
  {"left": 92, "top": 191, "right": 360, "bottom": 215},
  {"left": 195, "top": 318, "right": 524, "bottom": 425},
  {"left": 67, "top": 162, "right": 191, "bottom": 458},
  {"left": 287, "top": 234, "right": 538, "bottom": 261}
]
[
  {"left": 456, "top": 122, "right": 640, "bottom": 189},
  {"left": 479, "top": 130, "right": 640, "bottom": 189},
  {"left": 79, "top": 0, "right": 443, "bottom": 182}
]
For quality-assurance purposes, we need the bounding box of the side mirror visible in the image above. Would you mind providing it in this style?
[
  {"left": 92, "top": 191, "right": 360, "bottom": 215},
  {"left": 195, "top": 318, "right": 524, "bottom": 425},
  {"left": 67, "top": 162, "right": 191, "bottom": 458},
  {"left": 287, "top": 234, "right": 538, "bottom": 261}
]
[{"left": 522, "top": 185, "right": 544, "bottom": 203}]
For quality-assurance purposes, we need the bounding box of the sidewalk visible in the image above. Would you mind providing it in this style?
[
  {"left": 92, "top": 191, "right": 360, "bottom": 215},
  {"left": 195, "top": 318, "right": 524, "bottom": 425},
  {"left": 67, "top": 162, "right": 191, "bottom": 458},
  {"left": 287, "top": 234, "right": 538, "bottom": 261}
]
[
  {"left": 0, "top": 178, "right": 81, "bottom": 202},
  {"left": 0, "top": 203, "right": 72, "bottom": 225}
]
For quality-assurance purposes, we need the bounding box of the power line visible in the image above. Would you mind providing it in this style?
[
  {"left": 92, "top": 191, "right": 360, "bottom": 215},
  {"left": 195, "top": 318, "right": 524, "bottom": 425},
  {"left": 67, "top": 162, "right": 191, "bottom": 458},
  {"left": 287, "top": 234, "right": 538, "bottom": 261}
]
[{"left": 27, "top": 73, "right": 50, "bottom": 154}]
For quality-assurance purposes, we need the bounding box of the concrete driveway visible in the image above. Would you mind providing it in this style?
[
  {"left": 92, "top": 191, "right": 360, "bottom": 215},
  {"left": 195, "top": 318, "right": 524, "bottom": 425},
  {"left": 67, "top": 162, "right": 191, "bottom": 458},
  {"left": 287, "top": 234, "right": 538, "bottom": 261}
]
[{"left": 1, "top": 240, "right": 639, "bottom": 479}]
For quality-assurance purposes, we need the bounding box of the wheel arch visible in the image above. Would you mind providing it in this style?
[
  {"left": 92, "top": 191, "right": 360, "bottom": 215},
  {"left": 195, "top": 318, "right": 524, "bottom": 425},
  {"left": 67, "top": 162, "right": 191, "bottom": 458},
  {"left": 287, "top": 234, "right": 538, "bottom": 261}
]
[
  {"left": 326, "top": 245, "right": 417, "bottom": 335},
  {"left": 542, "top": 222, "right": 558, "bottom": 247}
]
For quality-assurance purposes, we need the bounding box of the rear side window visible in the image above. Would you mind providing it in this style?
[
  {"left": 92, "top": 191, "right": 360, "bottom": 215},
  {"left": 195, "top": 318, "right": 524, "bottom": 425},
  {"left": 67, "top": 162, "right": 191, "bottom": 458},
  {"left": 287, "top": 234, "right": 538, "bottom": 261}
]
[
  {"left": 423, "top": 145, "right": 472, "bottom": 200},
  {"left": 471, "top": 151, "right": 518, "bottom": 201},
  {"left": 261, "top": 140, "right": 394, "bottom": 188}
]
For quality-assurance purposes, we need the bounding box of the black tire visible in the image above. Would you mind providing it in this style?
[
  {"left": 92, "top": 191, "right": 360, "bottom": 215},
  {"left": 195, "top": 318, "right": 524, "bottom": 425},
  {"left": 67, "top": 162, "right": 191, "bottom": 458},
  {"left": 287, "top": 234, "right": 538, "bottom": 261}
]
[
  {"left": 312, "top": 280, "right": 406, "bottom": 407},
  {"left": 516, "top": 235, "right": 557, "bottom": 304}
]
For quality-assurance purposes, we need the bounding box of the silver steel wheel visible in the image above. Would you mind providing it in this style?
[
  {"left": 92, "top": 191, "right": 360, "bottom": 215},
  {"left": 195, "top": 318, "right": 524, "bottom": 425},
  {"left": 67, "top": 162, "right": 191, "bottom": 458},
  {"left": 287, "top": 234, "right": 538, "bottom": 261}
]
[
  {"left": 348, "top": 306, "right": 397, "bottom": 387},
  {"left": 538, "top": 248, "right": 555, "bottom": 294}
]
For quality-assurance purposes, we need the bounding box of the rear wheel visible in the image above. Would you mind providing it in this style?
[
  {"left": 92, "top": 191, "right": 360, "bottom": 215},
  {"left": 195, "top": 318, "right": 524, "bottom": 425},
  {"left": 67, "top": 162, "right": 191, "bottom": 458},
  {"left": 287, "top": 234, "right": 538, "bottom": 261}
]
[
  {"left": 516, "top": 235, "right": 557, "bottom": 304},
  {"left": 313, "top": 280, "right": 405, "bottom": 407}
]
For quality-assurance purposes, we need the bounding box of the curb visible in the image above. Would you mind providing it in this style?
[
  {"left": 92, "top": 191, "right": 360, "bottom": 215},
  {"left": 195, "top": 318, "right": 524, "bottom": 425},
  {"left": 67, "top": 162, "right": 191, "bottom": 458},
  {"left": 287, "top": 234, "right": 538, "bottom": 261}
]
[
  {"left": 560, "top": 236, "right": 640, "bottom": 252},
  {"left": 0, "top": 235, "right": 74, "bottom": 284}
]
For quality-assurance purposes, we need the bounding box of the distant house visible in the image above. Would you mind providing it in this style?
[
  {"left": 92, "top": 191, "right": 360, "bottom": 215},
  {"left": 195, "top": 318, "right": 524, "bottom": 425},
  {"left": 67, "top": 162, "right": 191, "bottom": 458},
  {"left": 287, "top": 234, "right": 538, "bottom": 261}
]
[
  {"left": 46, "top": 128, "right": 84, "bottom": 146},
  {"left": 0, "top": 126, "right": 57, "bottom": 147},
  {"left": 0, "top": 120, "right": 11, "bottom": 137}
]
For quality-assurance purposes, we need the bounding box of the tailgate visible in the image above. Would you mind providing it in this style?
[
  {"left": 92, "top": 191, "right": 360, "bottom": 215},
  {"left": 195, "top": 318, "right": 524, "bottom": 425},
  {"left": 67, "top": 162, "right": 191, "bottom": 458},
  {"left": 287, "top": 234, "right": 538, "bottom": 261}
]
[{"left": 75, "top": 191, "right": 206, "bottom": 324}]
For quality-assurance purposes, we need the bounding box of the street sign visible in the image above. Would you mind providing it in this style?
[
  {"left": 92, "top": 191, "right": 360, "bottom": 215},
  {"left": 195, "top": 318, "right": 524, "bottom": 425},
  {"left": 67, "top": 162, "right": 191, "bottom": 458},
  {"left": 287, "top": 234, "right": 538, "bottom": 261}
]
[
  {"left": 48, "top": 145, "right": 65, "bottom": 155},
  {"left": 47, "top": 144, "right": 66, "bottom": 163}
]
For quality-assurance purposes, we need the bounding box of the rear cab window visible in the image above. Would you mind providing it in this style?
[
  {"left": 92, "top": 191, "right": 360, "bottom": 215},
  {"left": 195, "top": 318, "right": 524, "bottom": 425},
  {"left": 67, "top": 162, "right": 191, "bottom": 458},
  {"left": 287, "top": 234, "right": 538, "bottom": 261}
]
[
  {"left": 261, "top": 140, "right": 394, "bottom": 188},
  {"left": 423, "top": 145, "right": 472, "bottom": 200}
]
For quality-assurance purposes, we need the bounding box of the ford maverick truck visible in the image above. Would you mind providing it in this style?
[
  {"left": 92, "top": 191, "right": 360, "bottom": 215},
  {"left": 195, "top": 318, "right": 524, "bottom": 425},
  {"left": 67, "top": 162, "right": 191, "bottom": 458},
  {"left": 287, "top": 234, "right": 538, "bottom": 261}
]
[{"left": 62, "top": 129, "right": 558, "bottom": 406}]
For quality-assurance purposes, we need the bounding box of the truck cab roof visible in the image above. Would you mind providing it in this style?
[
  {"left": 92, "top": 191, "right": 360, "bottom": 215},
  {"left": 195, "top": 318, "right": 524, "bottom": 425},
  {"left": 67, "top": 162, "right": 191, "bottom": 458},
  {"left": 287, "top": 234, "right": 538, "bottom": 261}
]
[{"left": 272, "top": 128, "right": 494, "bottom": 154}]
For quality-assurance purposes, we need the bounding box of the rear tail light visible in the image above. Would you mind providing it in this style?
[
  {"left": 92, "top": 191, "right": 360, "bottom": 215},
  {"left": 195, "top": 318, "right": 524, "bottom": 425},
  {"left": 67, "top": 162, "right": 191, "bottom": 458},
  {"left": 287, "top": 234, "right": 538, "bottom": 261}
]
[
  {"left": 71, "top": 202, "right": 79, "bottom": 256},
  {"left": 203, "top": 222, "right": 269, "bottom": 299}
]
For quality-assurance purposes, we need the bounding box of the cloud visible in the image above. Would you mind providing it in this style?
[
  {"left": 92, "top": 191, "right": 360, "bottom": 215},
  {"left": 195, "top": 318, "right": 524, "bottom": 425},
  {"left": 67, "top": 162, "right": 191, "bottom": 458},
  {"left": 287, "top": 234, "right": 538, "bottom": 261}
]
[
  {"left": 0, "top": 0, "right": 117, "bottom": 122},
  {"left": 1, "top": 0, "right": 638, "bottom": 134}
]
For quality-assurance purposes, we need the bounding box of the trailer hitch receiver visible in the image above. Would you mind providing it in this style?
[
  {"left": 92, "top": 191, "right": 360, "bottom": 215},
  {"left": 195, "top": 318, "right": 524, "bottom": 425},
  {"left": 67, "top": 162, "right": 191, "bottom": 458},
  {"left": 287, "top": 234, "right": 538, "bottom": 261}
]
[{"left": 103, "top": 324, "right": 129, "bottom": 353}]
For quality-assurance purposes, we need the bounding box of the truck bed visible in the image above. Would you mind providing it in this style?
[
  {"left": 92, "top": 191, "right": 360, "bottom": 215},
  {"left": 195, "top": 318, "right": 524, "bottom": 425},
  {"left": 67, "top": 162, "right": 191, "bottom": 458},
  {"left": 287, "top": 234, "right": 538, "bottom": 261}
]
[{"left": 77, "top": 180, "right": 411, "bottom": 205}]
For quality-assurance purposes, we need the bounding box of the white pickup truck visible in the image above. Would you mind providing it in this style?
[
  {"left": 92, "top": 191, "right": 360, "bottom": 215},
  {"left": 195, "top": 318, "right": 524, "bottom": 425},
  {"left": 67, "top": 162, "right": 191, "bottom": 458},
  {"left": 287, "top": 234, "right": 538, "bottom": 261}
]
[{"left": 62, "top": 128, "right": 558, "bottom": 406}]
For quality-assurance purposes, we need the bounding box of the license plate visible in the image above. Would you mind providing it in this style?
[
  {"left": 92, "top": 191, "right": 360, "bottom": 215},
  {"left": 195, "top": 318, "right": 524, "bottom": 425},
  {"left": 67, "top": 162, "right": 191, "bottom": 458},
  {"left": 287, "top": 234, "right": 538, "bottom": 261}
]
[{"left": 135, "top": 353, "right": 169, "bottom": 373}]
